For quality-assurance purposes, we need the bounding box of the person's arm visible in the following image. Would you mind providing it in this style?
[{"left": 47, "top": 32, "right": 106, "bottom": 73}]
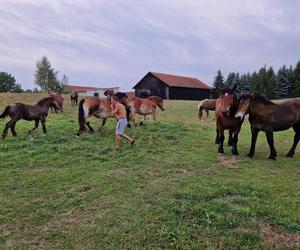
[{"left": 111, "top": 103, "right": 118, "bottom": 116}]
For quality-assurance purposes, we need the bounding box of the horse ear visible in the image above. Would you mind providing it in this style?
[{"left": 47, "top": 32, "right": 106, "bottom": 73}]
[{"left": 232, "top": 84, "right": 237, "bottom": 92}]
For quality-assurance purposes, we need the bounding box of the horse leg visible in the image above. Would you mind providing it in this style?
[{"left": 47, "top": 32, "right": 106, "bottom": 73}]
[
  {"left": 140, "top": 115, "right": 146, "bottom": 126},
  {"left": 152, "top": 109, "right": 157, "bottom": 123},
  {"left": 28, "top": 120, "right": 39, "bottom": 133},
  {"left": 217, "top": 126, "right": 225, "bottom": 154},
  {"left": 98, "top": 119, "right": 106, "bottom": 131},
  {"left": 86, "top": 121, "right": 94, "bottom": 133},
  {"left": 2, "top": 119, "right": 15, "bottom": 139},
  {"left": 215, "top": 128, "right": 219, "bottom": 144},
  {"left": 228, "top": 131, "right": 233, "bottom": 146},
  {"left": 10, "top": 121, "right": 18, "bottom": 137},
  {"left": 248, "top": 127, "right": 259, "bottom": 158},
  {"left": 231, "top": 128, "right": 240, "bottom": 156},
  {"left": 41, "top": 117, "right": 47, "bottom": 134},
  {"left": 286, "top": 127, "right": 300, "bottom": 157},
  {"left": 206, "top": 109, "right": 209, "bottom": 119},
  {"left": 265, "top": 130, "right": 277, "bottom": 160}
]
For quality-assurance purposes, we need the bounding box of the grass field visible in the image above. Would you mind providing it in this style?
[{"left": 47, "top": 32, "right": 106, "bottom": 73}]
[{"left": 0, "top": 93, "right": 299, "bottom": 249}]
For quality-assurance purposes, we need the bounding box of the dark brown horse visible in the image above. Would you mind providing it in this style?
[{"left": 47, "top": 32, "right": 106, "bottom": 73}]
[
  {"left": 215, "top": 85, "right": 244, "bottom": 155},
  {"left": 128, "top": 96, "right": 165, "bottom": 126},
  {"left": 140, "top": 89, "right": 152, "bottom": 99},
  {"left": 71, "top": 92, "right": 78, "bottom": 107},
  {"left": 235, "top": 93, "right": 300, "bottom": 160},
  {"left": 197, "top": 99, "right": 217, "bottom": 120},
  {"left": 0, "top": 97, "right": 59, "bottom": 139},
  {"left": 48, "top": 91, "right": 64, "bottom": 113},
  {"left": 104, "top": 89, "right": 115, "bottom": 101},
  {"left": 76, "top": 92, "right": 131, "bottom": 136}
]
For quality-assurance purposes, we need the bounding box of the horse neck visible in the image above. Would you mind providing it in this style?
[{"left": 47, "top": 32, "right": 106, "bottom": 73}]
[{"left": 38, "top": 99, "right": 51, "bottom": 110}]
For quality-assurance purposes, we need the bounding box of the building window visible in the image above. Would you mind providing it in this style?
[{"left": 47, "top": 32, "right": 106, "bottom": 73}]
[{"left": 94, "top": 92, "right": 99, "bottom": 97}]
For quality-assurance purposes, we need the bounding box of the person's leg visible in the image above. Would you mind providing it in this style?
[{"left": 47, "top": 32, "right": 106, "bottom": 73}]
[
  {"left": 121, "top": 133, "right": 135, "bottom": 144},
  {"left": 115, "top": 134, "right": 121, "bottom": 148}
]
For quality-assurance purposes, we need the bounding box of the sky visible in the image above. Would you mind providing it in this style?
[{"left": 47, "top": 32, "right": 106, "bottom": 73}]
[{"left": 0, "top": 0, "right": 300, "bottom": 91}]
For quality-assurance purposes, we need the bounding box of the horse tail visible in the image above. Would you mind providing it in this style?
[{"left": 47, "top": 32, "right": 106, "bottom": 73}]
[
  {"left": 0, "top": 106, "right": 10, "bottom": 118},
  {"left": 77, "top": 99, "right": 86, "bottom": 135}
]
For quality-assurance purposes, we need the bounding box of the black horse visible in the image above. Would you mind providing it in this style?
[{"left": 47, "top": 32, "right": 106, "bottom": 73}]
[{"left": 0, "top": 97, "right": 59, "bottom": 139}]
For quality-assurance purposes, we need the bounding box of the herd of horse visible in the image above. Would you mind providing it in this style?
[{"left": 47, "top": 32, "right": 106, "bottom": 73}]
[
  {"left": 0, "top": 87, "right": 299, "bottom": 160},
  {"left": 197, "top": 85, "right": 300, "bottom": 160}
]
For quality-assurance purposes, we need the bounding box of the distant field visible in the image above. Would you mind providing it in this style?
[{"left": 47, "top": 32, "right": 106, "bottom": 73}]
[{"left": 0, "top": 93, "right": 299, "bottom": 249}]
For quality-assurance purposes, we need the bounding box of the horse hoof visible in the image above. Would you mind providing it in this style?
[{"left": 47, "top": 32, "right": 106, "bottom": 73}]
[
  {"left": 247, "top": 153, "right": 254, "bottom": 158},
  {"left": 286, "top": 153, "right": 294, "bottom": 158},
  {"left": 268, "top": 156, "right": 276, "bottom": 161}
]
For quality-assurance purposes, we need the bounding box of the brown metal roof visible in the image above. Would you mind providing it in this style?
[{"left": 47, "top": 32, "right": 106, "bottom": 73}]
[{"left": 150, "top": 72, "right": 211, "bottom": 89}]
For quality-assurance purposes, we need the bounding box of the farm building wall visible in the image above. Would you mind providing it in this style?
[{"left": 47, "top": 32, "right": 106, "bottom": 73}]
[{"left": 169, "top": 87, "right": 211, "bottom": 100}]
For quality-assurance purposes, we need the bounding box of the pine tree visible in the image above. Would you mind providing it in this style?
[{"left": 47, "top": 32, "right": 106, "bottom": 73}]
[
  {"left": 294, "top": 61, "right": 300, "bottom": 97},
  {"left": 239, "top": 73, "right": 251, "bottom": 92},
  {"left": 34, "top": 56, "right": 59, "bottom": 91},
  {"left": 212, "top": 70, "right": 225, "bottom": 97},
  {"left": 275, "top": 65, "right": 290, "bottom": 99},
  {"left": 225, "top": 72, "right": 235, "bottom": 88},
  {"left": 266, "top": 67, "right": 276, "bottom": 99},
  {"left": 287, "top": 65, "right": 295, "bottom": 97}
]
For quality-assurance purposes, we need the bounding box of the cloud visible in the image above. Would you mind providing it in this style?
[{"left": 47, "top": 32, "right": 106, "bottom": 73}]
[{"left": 0, "top": 0, "right": 299, "bottom": 90}]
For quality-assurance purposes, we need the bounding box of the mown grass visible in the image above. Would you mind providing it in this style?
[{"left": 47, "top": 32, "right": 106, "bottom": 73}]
[{"left": 0, "top": 93, "right": 299, "bottom": 249}]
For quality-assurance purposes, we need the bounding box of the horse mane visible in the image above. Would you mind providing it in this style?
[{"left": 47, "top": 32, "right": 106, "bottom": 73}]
[
  {"left": 239, "top": 92, "right": 274, "bottom": 105},
  {"left": 36, "top": 97, "right": 53, "bottom": 106},
  {"left": 113, "top": 92, "right": 127, "bottom": 100},
  {"left": 252, "top": 93, "right": 274, "bottom": 105}
]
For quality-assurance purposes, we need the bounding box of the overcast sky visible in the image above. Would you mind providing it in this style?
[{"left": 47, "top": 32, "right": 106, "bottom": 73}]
[{"left": 0, "top": 0, "right": 299, "bottom": 91}]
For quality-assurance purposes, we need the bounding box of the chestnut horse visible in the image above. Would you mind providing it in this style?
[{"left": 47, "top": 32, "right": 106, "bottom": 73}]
[
  {"left": 76, "top": 92, "right": 131, "bottom": 136},
  {"left": 104, "top": 89, "right": 115, "bottom": 101},
  {"left": 71, "top": 92, "right": 78, "bottom": 107},
  {"left": 0, "top": 97, "right": 59, "bottom": 139},
  {"left": 215, "top": 85, "right": 244, "bottom": 155},
  {"left": 128, "top": 96, "right": 165, "bottom": 126},
  {"left": 235, "top": 93, "right": 300, "bottom": 160},
  {"left": 197, "top": 99, "right": 217, "bottom": 120},
  {"left": 48, "top": 91, "right": 64, "bottom": 113}
]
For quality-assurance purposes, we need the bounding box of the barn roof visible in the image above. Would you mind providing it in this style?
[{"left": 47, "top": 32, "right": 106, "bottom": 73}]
[
  {"left": 151, "top": 72, "right": 211, "bottom": 89},
  {"left": 133, "top": 72, "right": 211, "bottom": 89}
]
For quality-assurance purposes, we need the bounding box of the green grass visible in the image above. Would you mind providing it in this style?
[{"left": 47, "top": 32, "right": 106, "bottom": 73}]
[{"left": 0, "top": 93, "right": 299, "bottom": 249}]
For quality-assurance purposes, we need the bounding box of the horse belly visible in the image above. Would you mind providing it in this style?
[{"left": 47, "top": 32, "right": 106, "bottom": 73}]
[
  {"left": 93, "top": 111, "right": 111, "bottom": 119},
  {"left": 138, "top": 105, "right": 151, "bottom": 115}
]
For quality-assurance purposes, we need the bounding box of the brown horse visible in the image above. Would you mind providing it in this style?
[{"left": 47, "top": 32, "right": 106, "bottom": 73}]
[
  {"left": 104, "top": 89, "right": 115, "bottom": 101},
  {"left": 71, "top": 92, "right": 78, "bottom": 107},
  {"left": 197, "top": 99, "right": 217, "bottom": 120},
  {"left": 215, "top": 85, "right": 244, "bottom": 155},
  {"left": 76, "top": 92, "right": 131, "bottom": 136},
  {"left": 128, "top": 96, "right": 165, "bottom": 126},
  {"left": 0, "top": 97, "right": 59, "bottom": 139},
  {"left": 235, "top": 93, "right": 300, "bottom": 160},
  {"left": 48, "top": 91, "right": 64, "bottom": 113}
]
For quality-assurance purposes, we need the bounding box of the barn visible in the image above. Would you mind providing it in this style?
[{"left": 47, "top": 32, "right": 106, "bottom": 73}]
[{"left": 133, "top": 72, "right": 212, "bottom": 100}]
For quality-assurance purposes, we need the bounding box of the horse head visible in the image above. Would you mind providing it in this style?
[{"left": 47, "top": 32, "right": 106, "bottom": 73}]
[
  {"left": 148, "top": 96, "right": 165, "bottom": 111},
  {"left": 217, "top": 85, "right": 237, "bottom": 117}
]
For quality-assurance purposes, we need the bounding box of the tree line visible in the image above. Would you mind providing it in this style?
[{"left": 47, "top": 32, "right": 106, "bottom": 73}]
[
  {"left": 0, "top": 56, "right": 68, "bottom": 93},
  {"left": 213, "top": 61, "right": 300, "bottom": 99}
]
